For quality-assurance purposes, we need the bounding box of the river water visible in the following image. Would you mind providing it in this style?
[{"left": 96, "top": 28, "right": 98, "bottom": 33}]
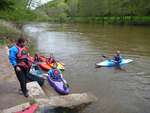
[{"left": 23, "top": 23, "right": 150, "bottom": 113}]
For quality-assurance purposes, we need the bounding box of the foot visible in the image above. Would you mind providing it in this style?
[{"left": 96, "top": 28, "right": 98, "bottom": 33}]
[
  {"left": 24, "top": 92, "right": 29, "bottom": 98},
  {"left": 18, "top": 89, "right": 23, "bottom": 95},
  {"left": 19, "top": 89, "right": 29, "bottom": 95}
]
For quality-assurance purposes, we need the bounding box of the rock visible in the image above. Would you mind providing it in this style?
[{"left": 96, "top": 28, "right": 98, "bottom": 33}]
[
  {"left": 0, "top": 93, "right": 97, "bottom": 112},
  {"left": 1, "top": 102, "right": 30, "bottom": 113},
  {"left": 27, "top": 81, "right": 46, "bottom": 98},
  {"left": 36, "top": 93, "right": 98, "bottom": 109}
]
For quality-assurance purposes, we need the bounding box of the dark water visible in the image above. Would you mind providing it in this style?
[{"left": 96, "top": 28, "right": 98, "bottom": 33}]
[{"left": 23, "top": 23, "right": 150, "bottom": 113}]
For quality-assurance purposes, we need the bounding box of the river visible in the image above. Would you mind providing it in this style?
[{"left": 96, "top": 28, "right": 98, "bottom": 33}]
[{"left": 23, "top": 23, "right": 150, "bottom": 113}]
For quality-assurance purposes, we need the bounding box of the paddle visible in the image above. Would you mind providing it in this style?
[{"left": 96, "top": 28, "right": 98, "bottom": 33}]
[
  {"left": 60, "top": 74, "right": 69, "bottom": 89},
  {"left": 101, "top": 54, "right": 108, "bottom": 58},
  {"left": 101, "top": 54, "right": 111, "bottom": 61},
  {"left": 101, "top": 54, "right": 124, "bottom": 65}
]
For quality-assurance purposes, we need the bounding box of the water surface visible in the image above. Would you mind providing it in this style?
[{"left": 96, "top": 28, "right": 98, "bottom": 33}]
[{"left": 23, "top": 23, "right": 150, "bottom": 113}]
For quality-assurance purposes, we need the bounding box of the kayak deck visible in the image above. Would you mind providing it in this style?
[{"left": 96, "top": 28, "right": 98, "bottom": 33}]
[
  {"left": 96, "top": 59, "right": 133, "bottom": 67},
  {"left": 47, "top": 75, "right": 70, "bottom": 95}
]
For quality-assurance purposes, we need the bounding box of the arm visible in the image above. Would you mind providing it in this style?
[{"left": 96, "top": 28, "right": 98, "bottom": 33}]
[
  {"left": 48, "top": 69, "right": 53, "bottom": 77},
  {"left": 9, "top": 46, "right": 18, "bottom": 67}
]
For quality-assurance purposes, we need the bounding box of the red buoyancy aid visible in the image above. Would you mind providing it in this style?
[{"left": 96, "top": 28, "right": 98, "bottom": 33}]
[
  {"left": 17, "top": 46, "right": 29, "bottom": 60},
  {"left": 16, "top": 45, "right": 32, "bottom": 69}
]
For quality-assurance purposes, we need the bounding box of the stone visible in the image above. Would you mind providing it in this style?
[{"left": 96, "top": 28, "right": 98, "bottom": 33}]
[
  {"left": 1, "top": 93, "right": 97, "bottom": 112},
  {"left": 27, "top": 81, "right": 46, "bottom": 98},
  {"left": 36, "top": 93, "right": 97, "bottom": 109},
  {"left": 1, "top": 103, "right": 30, "bottom": 113}
]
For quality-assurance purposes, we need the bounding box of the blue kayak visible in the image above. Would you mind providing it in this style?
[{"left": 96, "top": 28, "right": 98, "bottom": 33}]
[
  {"left": 96, "top": 59, "right": 133, "bottom": 67},
  {"left": 29, "top": 64, "right": 44, "bottom": 78},
  {"left": 28, "top": 64, "right": 45, "bottom": 86}
]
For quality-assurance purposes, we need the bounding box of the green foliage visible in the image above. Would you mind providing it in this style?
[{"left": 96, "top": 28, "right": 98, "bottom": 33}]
[
  {"left": 39, "top": 0, "right": 68, "bottom": 22},
  {"left": 66, "top": 0, "right": 78, "bottom": 16},
  {"left": 0, "top": 39, "right": 6, "bottom": 45},
  {"left": 62, "top": 0, "right": 150, "bottom": 17},
  {"left": 0, "top": 0, "right": 14, "bottom": 10},
  {"left": 43, "top": 0, "right": 150, "bottom": 24},
  {"left": 29, "top": 98, "right": 37, "bottom": 105},
  {"left": 0, "top": 0, "right": 49, "bottom": 22},
  {"left": 0, "top": 0, "right": 150, "bottom": 24}
]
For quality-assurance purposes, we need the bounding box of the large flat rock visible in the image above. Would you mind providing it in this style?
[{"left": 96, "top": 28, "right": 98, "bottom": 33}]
[
  {"left": 36, "top": 93, "right": 98, "bottom": 109},
  {"left": 1, "top": 93, "right": 97, "bottom": 112}
]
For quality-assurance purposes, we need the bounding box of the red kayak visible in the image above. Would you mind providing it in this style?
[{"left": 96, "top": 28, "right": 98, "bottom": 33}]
[
  {"left": 37, "top": 56, "right": 65, "bottom": 71},
  {"left": 15, "top": 104, "right": 38, "bottom": 113},
  {"left": 30, "top": 55, "right": 46, "bottom": 63},
  {"left": 39, "top": 62, "right": 65, "bottom": 71},
  {"left": 31, "top": 55, "right": 65, "bottom": 71}
]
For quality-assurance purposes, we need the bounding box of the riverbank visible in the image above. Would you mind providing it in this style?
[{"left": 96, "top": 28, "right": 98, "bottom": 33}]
[
  {"left": 0, "top": 16, "right": 149, "bottom": 46},
  {"left": 64, "top": 16, "right": 150, "bottom": 25},
  {"left": 0, "top": 46, "right": 29, "bottom": 109},
  {"left": 0, "top": 15, "right": 150, "bottom": 48},
  {"left": 0, "top": 19, "right": 21, "bottom": 46},
  {"left": 0, "top": 46, "right": 97, "bottom": 112}
]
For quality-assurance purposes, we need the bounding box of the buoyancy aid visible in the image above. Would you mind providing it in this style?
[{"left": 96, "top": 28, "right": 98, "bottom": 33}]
[
  {"left": 46, "top": 56, "right": 55, "bottom": 64},
  {"left": 113, "top": 55, "right": 122, "bottom": 64},
  {"left": 16, "top": 45, "right": 32, "bottom": 69},
  {"left": 49, "top": 68, "right": 61, "bottom": 81}
]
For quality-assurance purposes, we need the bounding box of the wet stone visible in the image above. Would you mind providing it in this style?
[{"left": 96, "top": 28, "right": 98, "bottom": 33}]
[{"left": 27, "top": 81, "right": 46, "bottom": 98}]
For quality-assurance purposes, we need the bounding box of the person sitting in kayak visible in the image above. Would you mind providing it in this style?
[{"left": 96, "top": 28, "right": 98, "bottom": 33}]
[
  {"left": 113, "top": 51, "right": 122, "bottom": 64},
  {"left": 48, "top": 62, "right": 62, "bottom": 81},
  {"left": 47, "top": 55, "right": 56, "bottom": 64},
  {"left": 34, "top": 53, "right": 40, "bottom": 62}
]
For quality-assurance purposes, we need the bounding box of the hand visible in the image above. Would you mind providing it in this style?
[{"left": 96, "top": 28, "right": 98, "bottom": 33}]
[{"left": 16, "top": 66, "right": 21, "bottom": 71}]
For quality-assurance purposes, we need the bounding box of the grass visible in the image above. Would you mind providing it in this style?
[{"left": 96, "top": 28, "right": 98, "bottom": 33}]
[{"left": 0, "top": 39, "right": 5, "bottom": 45}]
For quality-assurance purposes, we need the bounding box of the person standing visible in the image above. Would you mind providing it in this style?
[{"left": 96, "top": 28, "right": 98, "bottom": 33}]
[{"left": 9, "top": 37, "right": 32, "bottom": 97}]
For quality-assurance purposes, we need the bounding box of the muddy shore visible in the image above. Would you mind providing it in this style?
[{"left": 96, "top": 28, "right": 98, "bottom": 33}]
[{"left": 0, "top": 46, "right": 29, "bottom": 109}]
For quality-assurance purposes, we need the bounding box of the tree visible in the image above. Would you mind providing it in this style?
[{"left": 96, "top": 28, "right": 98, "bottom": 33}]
[
  {"left": 66, "top": 0, "right": 79, "bottom": 16},
  {"left": 0, "top": 0, "right": 14, "bottom": 10}
]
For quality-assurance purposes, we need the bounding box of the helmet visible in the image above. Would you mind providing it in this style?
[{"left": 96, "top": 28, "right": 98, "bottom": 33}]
[
  {"left": 116, "top": 50, "right": 120, "bottom": 54},
  {"left": 54, "top": 69, "right": 59, "bottom": 76}
]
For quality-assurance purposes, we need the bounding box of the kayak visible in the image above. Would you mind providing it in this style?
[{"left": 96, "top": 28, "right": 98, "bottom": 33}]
[
  {"left": 96, "top": 59, "right": 133, "bottom": 67},
  {"left": 28, "top": 64, "right": 45, "bottom": 86},
  {"left": 29, "top": 64, "right": 44, "bottom": 78},
  {"left": 15, "top": 104, "right": 38, "bottom": 113},
  {"left": 39, "top": 62, "right": 65, "bottom": 71},
  {"left": 47, "top": 74, "right": 70, "bottom": 95},
  {"left": 37, "top": 55, "right": 65, "bottom": 66},
  {"left": 31, "top": 55, "right": 65, "bottom": 71}
]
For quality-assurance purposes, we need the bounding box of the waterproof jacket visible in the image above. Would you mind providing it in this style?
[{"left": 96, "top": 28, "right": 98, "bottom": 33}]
[{"left": 9, "top": 45, "right": 32, "bottom": 69}]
